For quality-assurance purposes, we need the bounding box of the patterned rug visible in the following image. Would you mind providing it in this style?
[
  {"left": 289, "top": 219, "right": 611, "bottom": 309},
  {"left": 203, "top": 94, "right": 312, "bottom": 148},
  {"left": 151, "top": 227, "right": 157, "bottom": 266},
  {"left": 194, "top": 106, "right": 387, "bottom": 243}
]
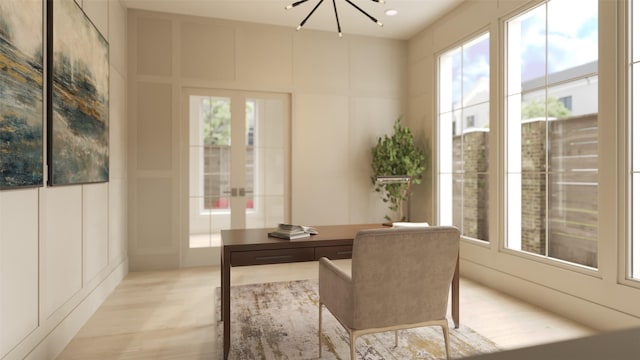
[{"left": 216, "top": 280, "right": 500, "bottom": 359}]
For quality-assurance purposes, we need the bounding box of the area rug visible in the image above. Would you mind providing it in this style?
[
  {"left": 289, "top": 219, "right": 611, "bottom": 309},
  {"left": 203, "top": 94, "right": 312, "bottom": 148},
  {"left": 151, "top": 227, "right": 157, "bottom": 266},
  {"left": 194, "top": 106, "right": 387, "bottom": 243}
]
[{"left": 216, "top": 280, "right": 500, "bottom": 359}]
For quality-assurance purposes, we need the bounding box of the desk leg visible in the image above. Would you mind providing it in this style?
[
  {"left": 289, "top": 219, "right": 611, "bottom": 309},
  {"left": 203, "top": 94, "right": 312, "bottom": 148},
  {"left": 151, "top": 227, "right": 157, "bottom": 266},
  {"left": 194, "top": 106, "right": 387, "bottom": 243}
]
[
  {"left": 222, "top": 249, "right": 231, "bottom": 359},
  {"left": 452, "top": 255, "right": 460, "bottom": 329}
]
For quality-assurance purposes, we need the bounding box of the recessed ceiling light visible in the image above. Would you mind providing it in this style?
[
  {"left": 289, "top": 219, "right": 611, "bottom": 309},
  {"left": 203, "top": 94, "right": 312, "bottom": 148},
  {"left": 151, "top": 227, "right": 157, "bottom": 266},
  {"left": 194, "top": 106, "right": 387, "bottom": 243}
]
[{"left": 385, "top": 9, "right": 398, "bottom": 16}]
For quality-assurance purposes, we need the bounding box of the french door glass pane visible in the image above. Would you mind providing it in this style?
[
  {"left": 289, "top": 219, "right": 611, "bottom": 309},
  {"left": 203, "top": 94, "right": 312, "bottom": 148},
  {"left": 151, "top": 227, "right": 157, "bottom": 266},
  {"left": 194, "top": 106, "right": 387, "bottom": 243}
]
[
  {"left": 189, "top": 95, "right": 231, "bottom": 248},
  {"left": 201, "top": 96, "right": 231, "bottom": 211},
  {"left": 245, "top": 97, "right": 286, "bottom": 228},
  {"left": 245, "top": 100, "right": 255, "bottom": 211}
]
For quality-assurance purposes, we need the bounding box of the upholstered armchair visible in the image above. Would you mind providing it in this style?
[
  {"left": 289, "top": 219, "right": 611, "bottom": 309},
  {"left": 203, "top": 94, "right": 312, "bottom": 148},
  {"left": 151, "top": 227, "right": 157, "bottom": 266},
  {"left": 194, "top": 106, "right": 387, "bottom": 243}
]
[{"left": 318, "top": 226, "right": 460, "bottom": 359}]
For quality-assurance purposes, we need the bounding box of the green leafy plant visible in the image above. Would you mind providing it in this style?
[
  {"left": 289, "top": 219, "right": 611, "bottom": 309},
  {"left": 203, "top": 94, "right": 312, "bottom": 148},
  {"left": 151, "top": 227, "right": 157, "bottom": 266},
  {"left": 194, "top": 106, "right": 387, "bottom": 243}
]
[
  {"left": 370, "top": 118, "right": 427, "bottom": 222},
  {"left": 522, "top": 97, "right": 571, "bottom": 120}
]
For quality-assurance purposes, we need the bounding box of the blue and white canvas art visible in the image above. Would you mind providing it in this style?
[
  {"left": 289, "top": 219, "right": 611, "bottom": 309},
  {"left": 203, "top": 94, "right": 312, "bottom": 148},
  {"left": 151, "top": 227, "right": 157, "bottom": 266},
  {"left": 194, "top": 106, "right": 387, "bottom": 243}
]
[
  {"left": 0, "top": 0, "right": 44, "bottom": 189},
  {"left": 48, "top": 0, "right": 109, "bottom": 185}
]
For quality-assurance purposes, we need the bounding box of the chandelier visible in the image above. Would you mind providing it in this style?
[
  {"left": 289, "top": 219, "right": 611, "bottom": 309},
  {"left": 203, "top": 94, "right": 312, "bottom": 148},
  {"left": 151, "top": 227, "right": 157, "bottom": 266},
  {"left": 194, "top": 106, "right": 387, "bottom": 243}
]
[{"left": 285, "top": 0, "right": 385, "bottom": 37}]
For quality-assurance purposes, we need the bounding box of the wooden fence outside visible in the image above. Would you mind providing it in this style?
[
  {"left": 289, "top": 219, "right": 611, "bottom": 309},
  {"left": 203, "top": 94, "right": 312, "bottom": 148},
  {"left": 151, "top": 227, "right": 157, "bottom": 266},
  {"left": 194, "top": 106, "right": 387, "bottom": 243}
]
[{"left": 451, "top": 113, "right": 598, "bottom": 267}]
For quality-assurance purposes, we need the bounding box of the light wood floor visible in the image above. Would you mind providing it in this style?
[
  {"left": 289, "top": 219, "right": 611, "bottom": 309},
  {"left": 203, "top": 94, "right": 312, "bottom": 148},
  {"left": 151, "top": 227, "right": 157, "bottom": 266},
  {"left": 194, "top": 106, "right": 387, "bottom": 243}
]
[{"left": 57, "top": 261, "right": 596, "bottom": 359}]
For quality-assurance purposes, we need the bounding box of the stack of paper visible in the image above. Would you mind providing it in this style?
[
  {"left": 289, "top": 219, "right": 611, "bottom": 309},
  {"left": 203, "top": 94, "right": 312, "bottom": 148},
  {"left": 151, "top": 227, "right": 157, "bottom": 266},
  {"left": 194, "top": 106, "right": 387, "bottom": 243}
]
[{"left": 268, "top": 224, "right": 316, "bottom": 240}]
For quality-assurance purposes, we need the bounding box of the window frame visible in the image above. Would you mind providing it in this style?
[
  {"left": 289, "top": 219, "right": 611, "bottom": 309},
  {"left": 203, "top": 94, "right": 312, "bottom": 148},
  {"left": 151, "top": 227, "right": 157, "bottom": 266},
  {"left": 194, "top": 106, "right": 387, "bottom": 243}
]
[{"left": 626, "top": 0, "right": 640, "bottom": 285}]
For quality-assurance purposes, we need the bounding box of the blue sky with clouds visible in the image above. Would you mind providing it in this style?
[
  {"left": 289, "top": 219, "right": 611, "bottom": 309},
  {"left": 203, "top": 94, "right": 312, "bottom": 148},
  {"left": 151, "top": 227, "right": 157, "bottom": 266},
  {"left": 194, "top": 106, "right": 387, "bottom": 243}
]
[
  {"left": 445, "top": 0, "right": 597, "bottom": 108},
  {"left": 447, "top": 34, "right": 490, "bottom": 107},
  {"left": 519, "top": 0, "right": 598, "bottom": 82}
]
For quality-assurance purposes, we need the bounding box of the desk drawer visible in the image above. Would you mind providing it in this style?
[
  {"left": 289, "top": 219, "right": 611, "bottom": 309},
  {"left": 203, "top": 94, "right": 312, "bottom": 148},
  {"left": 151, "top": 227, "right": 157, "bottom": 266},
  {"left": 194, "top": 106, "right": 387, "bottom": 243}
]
[
  {"left": 231, "top": 248, "right": 315, "bottom": 266},
  {"left": 315, "top": 245, "right": 352, "bottom": 260}
]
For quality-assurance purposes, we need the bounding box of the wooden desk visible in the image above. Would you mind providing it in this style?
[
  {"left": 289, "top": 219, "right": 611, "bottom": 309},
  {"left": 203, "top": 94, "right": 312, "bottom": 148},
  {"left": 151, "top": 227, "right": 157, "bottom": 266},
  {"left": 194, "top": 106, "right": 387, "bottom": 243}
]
[{"left": 220, "top": 224, "right": 460, "bottom": 360}]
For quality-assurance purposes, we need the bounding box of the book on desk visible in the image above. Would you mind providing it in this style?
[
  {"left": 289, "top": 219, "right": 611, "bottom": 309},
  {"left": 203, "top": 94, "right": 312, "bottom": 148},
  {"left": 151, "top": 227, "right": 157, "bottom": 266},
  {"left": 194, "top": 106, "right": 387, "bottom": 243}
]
[{"left": 268, "top": 224, "right": 318, "bottom": 240}]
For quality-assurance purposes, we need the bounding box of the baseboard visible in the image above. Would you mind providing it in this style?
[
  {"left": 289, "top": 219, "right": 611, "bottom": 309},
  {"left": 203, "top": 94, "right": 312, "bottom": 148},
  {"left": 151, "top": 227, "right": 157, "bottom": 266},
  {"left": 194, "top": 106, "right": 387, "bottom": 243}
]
[{"left": 20, "top": 259, "right": 129, "bottom": 360}]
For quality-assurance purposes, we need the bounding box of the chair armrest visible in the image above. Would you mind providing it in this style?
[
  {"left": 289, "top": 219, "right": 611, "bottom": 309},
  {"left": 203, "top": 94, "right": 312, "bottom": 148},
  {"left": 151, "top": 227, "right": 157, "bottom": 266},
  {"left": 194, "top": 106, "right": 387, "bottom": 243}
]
[
  {"left": 319, "top": 257, "right": 353, "bottom": 327},
  {"left": 319, "top": 257, "right": 351, "bottom": 283}
]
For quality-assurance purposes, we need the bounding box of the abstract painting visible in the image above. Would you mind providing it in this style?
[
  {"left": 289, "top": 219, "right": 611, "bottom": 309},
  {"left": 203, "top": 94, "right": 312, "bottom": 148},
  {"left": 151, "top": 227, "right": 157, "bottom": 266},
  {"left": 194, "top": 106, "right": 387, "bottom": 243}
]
[
  {"left": 48, "top": 0, "right": 109, "bottom": 185},
  {"left": 0, "top": 0, "right": 44, "bottom": 189}
]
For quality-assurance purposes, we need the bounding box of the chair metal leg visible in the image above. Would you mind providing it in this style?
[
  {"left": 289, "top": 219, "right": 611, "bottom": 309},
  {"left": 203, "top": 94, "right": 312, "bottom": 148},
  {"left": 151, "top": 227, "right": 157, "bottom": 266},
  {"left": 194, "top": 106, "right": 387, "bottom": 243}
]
[
  {"left": 349, "top": 332, "right": 357, "bottom": 360},
  {"left": 441, "top": 323, "right": 451, "bottom": 360},
  {"left": 318, "top": 303, "right": 323, "bottom": 358},
  {"left": 395, "top": 330, "right": 398, "bottom": 347}
]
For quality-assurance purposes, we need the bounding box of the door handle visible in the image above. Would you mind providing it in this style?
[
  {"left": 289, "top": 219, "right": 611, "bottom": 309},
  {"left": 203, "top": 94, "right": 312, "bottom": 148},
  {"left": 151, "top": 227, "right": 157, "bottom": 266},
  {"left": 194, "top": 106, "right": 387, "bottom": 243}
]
[
  {"left": 239, "top": 188, "right": 254, "bottom": 196},
  {"left": 222, "top": 188, "right": 253, "bottom": 197},
  {"left": 223, "top": 188, "right": 252, "bottom": 197},
  {"left": 223, "top": 188, "right": 238, "bottom": 196}
]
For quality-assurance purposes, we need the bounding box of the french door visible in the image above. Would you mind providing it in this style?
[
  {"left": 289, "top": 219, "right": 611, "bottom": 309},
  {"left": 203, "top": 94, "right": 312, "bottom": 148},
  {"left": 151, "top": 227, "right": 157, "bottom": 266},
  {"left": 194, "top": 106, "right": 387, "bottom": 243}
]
[{"left": 182, "top": 88, "right": 290, "bottom": 266}]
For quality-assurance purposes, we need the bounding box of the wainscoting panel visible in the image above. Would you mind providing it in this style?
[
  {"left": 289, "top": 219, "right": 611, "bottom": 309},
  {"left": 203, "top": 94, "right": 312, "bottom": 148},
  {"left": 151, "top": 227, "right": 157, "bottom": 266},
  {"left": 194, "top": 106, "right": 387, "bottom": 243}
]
[
  {"left": 0, "top": 189, "right": 39, "bottom": 358},
  {"left": 83, "top": 183, "right": 109, "bottom": 286},
  {"left": 43, "top": 186, "right": 83, "bottom": 319}
]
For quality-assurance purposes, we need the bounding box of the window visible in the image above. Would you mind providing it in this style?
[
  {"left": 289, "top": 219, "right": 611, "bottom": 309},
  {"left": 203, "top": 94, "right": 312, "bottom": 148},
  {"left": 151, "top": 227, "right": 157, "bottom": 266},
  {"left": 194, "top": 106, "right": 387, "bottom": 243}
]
[
  {"left": 631, "top": 0, "right": 640, "bottom": 280},
  {"left": 505, "top": 0, "right": 598, "bottom": 267},
  {"left": 558, "top": 96, "right": 573, "bottom": 111},
  {"left": 466, "top": 115, "right": 476, "bottom": 128},
  {"left": 438, "top": 32, "right": 490, "bottom": 242}
]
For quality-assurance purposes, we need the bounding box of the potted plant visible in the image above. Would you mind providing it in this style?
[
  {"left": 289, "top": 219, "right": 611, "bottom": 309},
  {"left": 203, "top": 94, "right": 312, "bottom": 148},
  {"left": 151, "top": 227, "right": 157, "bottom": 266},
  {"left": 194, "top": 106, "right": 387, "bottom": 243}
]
[{"left": 370, "top": 117, "right": 427, "bottom": 222}]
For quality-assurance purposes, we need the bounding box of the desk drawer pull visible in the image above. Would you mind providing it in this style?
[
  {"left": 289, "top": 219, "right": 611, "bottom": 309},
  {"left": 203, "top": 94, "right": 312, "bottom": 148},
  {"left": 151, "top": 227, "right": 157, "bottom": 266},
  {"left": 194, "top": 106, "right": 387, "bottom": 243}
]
[
  {"left": 314, "top": 245, "right": 353, "bottom": 260},
  {"left": 231, "top": 248, "right": 315, "bottom": 266},
  {"left": 255, "top": 255, "right": 293, "bottom": 261}
]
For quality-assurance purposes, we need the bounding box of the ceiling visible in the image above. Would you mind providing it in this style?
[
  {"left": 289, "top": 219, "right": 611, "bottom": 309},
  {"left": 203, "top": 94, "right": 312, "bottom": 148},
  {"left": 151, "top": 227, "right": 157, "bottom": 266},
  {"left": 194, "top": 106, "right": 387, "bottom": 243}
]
[{"left": 120, "top": 0, "right": 464, "bottom": 40}]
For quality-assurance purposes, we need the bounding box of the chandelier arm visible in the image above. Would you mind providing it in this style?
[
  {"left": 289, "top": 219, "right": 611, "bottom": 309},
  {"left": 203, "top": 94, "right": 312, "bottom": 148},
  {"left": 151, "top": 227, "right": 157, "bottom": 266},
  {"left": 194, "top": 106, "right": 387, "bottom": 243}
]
[
  {"left": 343, "top": 0, "right": 381, "bottom": 25},
  {"left": 285, "top": 0, "right": 311, "bottom": 10},
  {"left": 332, "top": 0, "right": 342, "bottom": 36},
  {"left": 298, "top": 0, "right": 325, "bottom": 29}
]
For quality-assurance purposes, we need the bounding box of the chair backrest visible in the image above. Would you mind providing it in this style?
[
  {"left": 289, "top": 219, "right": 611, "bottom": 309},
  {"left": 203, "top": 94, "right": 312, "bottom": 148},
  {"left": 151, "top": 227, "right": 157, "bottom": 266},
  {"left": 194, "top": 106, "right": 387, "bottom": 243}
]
[{"left": 350, "top": 226, "right": 460, "bottom": 330}]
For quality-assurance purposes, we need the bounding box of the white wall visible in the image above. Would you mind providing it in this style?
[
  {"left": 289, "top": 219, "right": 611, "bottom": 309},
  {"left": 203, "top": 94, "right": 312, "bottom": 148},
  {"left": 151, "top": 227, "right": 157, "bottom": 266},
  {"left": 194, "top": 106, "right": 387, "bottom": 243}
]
[
  {"left": 408, "top": 0, "right": 640, "bottom": 331},
  {"left": 127, "top": 10, "right": 409, "bottom": 270},
  {"left": 0, "top": 0, "right": 128, "bottom": 359}
]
